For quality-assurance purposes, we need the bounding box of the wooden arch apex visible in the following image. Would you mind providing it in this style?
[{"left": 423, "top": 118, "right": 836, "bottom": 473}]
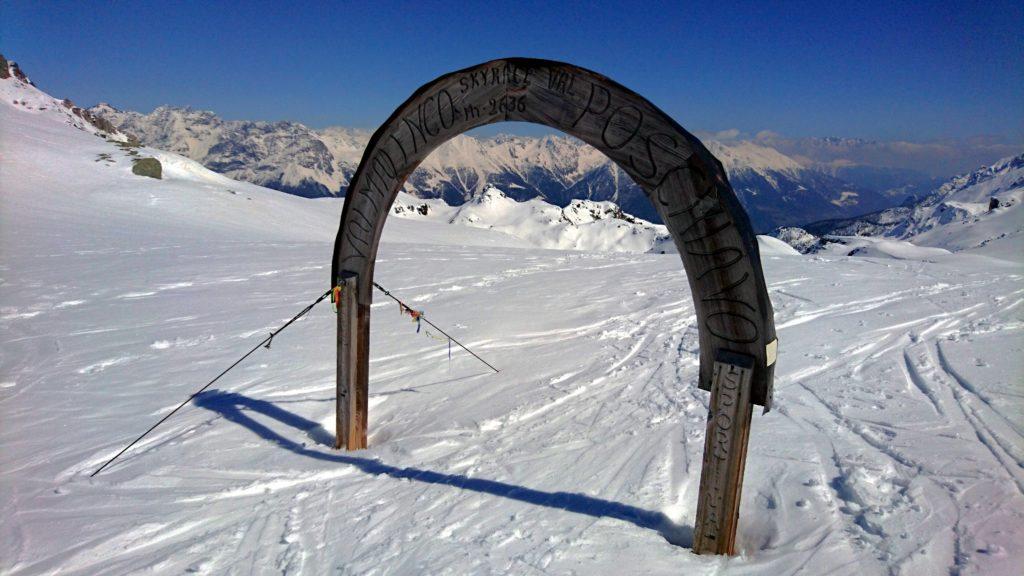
[{"left": 331, "top": 58, "right": 777, "bottom": 555}]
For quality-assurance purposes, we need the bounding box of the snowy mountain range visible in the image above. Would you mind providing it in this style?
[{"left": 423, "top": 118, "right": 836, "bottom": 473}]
[
  {"left": 781, "top": 154, "right": 1024, "bottom": 259},
  {"left": 89, "top": 104, "right": 899, "bottom": 232},
  {"left": 6, "top": 54, "right": 1016, "bottom": 260}
]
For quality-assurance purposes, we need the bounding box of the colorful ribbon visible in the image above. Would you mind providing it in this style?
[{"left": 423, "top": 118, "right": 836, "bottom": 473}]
[
  {"left": 330, "top": 285, "right": 343, "bottom": 313},
  {"left": 399, "top": 303, "right": 424, "bottom": 332},
  {"left": 403, "top": 307, "right": 453, "bottom": 368}
]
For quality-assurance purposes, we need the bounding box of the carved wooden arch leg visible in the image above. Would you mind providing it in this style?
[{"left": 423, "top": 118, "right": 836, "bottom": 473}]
[
  {"left": 335, "top": 272, "right": 368, "bottom": 450},
  {"left": 693, "top": 350, "right": 756, "bottom": 554}
]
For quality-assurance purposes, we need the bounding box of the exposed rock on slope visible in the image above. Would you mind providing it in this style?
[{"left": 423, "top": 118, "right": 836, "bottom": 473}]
[
  {"left": 770, "top": 227, "right": 832, "bottom": 254},
  {"left": 1, "top": 54, "right": 131, "bottom": 142}
]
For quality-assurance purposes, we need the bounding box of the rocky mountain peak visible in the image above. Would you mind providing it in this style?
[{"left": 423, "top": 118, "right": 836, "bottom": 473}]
[
  {"left": 0, "top": 54, "right": 33, "bottom": 85},
  {"left": 2, "top": 55, "right": 130, "bottom": 142}
]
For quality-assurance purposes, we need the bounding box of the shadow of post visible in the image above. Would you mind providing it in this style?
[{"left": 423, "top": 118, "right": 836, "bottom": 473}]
[{"left": 193, "top": 390, "right": 693, "bottom": 548}]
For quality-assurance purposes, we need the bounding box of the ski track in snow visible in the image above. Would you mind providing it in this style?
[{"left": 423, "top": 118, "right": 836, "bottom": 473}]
[{"left": 2, "top": 238, "right": 1022, "bottom": 575}]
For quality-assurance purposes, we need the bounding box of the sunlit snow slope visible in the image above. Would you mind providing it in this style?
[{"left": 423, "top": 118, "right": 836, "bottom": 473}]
[{"left": 2, "top": 69, "right": 1023, "bottom": 576}]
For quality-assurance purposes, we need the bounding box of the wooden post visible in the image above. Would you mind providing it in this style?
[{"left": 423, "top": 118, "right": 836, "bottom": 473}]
[
  {"left": 336, "top": 272, "right": 368, "bottom": 450},
  {"left": 693, "top": 350, "right": 755, "bottom": 555}
]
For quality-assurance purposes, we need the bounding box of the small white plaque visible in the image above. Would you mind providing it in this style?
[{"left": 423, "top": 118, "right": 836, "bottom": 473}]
[{"left": 766, "top": 338, "right": 778, "bottom": 367}]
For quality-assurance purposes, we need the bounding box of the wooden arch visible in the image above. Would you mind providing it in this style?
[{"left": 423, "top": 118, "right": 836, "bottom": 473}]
[{"left": 331, "top": 58, "right": 777, "bottom": 555}]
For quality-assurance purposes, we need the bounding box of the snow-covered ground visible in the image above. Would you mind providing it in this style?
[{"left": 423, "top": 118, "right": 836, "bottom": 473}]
[{"left": 2, "top": 69, "right": 1023, "bottom": 575}]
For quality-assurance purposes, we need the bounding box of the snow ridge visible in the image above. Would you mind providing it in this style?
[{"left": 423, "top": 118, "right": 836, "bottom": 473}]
[
  {"left": 391, "top": 186, "right": 673, "bottom": 253},
  {"left": 0, "top": 54, "right": 129, "bottom": 142}
]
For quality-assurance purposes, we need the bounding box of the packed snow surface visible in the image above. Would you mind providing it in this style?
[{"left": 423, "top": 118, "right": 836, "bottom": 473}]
[{"left": 3, "top": 72, "right": 1023, "bottom": 576}]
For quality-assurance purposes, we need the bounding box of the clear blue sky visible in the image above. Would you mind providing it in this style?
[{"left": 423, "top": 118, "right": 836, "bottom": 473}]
[{"left": 2, "top": 0, "right": 1021, "bottom": 142}]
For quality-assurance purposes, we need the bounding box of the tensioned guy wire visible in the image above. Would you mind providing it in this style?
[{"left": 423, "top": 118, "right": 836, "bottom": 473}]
[
  {"left": 373, "top": 281, "right": 500, "bottom": 374},
  {"left": 90, "top": 288, "right": 333, "bottom": 477}
]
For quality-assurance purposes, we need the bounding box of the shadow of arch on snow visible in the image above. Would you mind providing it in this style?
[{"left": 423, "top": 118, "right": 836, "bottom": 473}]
[{"left": 194, "top": 389, "right": 693, "bottom": 548}]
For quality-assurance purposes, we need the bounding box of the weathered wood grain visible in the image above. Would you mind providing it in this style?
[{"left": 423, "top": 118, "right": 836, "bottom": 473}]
[
  {"left": 693, "top": 351, "right": 755, "bottom": 555},
  {"left": 335, "top": 272, "right": 367, "bottom": 450}
]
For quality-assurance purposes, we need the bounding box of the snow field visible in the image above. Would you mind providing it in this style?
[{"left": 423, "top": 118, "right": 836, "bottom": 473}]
[
  {"left": 2, "top": 67, "right": 1022, "bottom": 575},
  {"left": 2, "top": 232, "right": 1021, "bottom": 574}
]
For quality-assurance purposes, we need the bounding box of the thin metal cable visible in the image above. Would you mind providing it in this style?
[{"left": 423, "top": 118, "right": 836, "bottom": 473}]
[
  {"left": 90, "top": 288, "right": 332, "bottom": 477},
  {"left": 373, "top": 281, "right": 500, "bottom": 373}
]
